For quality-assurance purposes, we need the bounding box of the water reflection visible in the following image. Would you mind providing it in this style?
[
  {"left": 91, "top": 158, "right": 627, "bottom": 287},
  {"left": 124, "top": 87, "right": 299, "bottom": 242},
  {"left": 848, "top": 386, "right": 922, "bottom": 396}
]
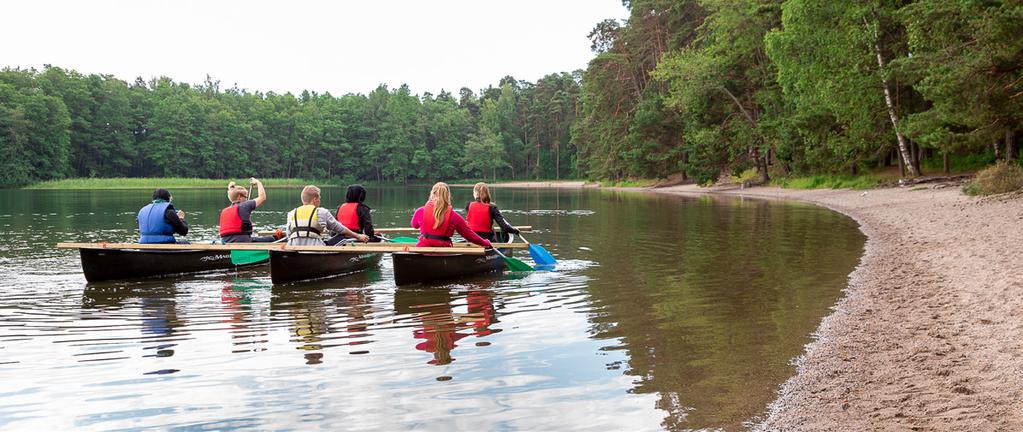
[
  {"left": 392, "top": 287, "right": 500, "bottom": 367},
  {"left": 270, "top": 269, "right": 383, "bottom": 364},
  {"left": 0, "top": 187, "right": 864, "bottom": 431}
]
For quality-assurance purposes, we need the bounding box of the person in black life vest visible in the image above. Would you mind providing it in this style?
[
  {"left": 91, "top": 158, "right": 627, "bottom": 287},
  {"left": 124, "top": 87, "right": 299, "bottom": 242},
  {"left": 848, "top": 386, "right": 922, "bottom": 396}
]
[
  {"left": 464, "top": 182, "right": 519, "bottom": 241},
  {"left": 329, "top": 184, "right": 381, "bottom": 244},
  {"left": 137, "top": 188, "right": 189, "bottom": 244},
  {"left": 219, "top": 178, "right": 283, "bottom": 243}
]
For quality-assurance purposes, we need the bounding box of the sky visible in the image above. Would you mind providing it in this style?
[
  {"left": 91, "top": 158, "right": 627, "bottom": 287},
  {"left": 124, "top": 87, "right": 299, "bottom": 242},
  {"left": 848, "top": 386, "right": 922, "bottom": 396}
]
[{"left": 2, "top": 0, "right": 630, "bottom": 96}]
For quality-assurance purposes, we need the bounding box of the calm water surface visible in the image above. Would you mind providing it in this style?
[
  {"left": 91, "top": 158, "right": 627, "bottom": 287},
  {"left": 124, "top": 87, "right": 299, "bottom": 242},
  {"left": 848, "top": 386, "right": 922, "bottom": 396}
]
[{"left": 0, "top": 186, "right": 864, "bottom": 430}]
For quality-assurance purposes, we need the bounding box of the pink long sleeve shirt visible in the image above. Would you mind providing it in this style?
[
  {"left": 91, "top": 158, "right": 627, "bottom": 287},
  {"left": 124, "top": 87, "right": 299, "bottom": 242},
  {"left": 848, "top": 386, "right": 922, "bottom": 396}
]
[{"left": 410, "top": 206, "right": 493, "bottom": 248}]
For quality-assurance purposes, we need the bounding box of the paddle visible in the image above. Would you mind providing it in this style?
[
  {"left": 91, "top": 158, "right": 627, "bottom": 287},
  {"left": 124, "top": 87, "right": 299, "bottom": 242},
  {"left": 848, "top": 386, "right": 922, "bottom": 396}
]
[
  {"left": 231, "top": 250, "right": 270, "bottom": 265},
  {"left": 517, "top": 234, "right": 557, "bottom": 266},
  {"left": 491, "top": 247, "right": 533, "bottom": 272},
  {"left": 388, "top": 236, "right": 418, "bottom": 243}
]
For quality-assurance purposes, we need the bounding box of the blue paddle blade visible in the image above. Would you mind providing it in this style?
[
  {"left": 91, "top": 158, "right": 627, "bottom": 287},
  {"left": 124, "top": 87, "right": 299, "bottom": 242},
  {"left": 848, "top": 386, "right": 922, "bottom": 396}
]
[
  {"left": 389, "top": 236, "right": 418, "bottom": 243},
  {"left": 527, "top": 244, "right": 557, "bottom": 266}
]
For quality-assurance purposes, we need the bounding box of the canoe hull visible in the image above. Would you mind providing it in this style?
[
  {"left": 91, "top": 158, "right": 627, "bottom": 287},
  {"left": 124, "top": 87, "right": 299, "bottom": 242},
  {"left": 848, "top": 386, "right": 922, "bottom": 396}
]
[
  {"left": 269, "top": 249, "right": 382, "bottom": 284},
  {"left": 392, "top": 248, "right": 507, "bottom": 285},
  {"left": 79, "top": 247, "right": 266, "bottom": 282}
]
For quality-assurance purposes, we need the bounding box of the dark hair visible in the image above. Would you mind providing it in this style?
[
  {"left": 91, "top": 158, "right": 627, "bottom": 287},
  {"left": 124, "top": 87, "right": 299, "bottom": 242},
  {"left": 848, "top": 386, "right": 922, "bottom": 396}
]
[
  {"left": 345, "top": 184, "right": 367, "bottom": 203},
  {"left": 152, "top": 188, "right": 171, "bottom": 201}
]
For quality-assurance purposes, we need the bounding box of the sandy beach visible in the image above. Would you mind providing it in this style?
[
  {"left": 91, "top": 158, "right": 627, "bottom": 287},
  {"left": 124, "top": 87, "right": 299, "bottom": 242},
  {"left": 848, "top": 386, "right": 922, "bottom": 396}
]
[{"left": 626, "top": 183, "right": 1023, "bottom": 430}]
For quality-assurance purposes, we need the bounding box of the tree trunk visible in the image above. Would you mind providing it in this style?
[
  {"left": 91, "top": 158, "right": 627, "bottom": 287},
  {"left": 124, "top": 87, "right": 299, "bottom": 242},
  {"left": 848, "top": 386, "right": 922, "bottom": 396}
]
[
  {"left": 868, "top": 16, "right": 917, "bottom": 177},
  {"left": 943, "top": 150, "right": 949, "bottom": 174},
  {"left": 898, "top": 148, "right": 905, "bottom": 177},
  {"left": 1006, "top": 129, "right": 1016, "bottom": 161}
]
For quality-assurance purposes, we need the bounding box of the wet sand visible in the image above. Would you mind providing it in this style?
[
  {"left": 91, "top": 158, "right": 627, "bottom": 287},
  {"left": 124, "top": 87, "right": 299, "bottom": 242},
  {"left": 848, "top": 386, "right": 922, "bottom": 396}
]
[{"left": 636, "top": 184, "right": 1023, "bottom": 430}]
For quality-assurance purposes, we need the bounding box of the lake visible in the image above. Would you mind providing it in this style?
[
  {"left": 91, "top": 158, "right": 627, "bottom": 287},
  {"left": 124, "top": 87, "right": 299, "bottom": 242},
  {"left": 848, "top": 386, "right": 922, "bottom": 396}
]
[{"left": 0, "top": 185, "right": 864, "bottom": 430}]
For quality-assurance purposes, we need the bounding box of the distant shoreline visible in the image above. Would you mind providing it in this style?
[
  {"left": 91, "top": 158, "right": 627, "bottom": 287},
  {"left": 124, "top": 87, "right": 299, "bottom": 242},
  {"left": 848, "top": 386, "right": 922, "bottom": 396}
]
[{"left": 23, "top": 178, "right": 323, "bottom": 190}]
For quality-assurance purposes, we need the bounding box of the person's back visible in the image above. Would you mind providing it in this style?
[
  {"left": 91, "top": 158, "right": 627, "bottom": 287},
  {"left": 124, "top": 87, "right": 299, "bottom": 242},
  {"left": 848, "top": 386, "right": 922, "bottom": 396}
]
[
  {"left": 287, "top": 185, "right": 369, "bottom": 246},
  {"left": 221, "top": 179, "right": 280, "bottom": 243},
  {"left": 287, "top": 203, "right": 326, "bottom": 246},
  {"left": 138, "top": 188, "right": 188, "bottom": 244},
  {"left": 464, "top": 182, "right": 519, "bottom": 241},
  {"left": 334, "top": 184, "right": 379, "bottom": 242}
]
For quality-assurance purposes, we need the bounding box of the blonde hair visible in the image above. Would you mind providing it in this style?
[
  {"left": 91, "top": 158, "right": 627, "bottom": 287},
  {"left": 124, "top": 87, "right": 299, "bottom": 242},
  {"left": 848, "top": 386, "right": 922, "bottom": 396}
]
[
  {"left": 473, "top": 182, "right": 492, "bottom": 204},
  {"left": 301, "top": 185, "right": 321, "bottom": 204},
  {"left": 227, "top": 181, "right": 248, "bottom": 202},
  {"left": 430, "top": 182, "right": 451, "bottom": 229}
]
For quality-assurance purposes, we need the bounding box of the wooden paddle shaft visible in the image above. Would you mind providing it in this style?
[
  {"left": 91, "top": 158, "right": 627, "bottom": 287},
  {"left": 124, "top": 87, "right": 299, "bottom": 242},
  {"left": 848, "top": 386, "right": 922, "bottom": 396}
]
[{"left": 54, "top": 242, "right": 526, "bottom": 254}]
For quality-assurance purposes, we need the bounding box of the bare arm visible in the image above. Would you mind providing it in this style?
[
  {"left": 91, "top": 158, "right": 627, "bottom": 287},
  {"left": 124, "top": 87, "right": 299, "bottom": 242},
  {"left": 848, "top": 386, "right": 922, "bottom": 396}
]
[{"left": 251, "top": 178, "right": 267, "bottom": 207}]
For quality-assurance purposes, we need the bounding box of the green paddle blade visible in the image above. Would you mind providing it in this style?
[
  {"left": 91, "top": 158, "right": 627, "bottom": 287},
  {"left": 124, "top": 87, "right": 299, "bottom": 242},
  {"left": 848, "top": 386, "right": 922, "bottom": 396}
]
[
  {"left": 231, "top": 250, "right": 269, "bottom": 265},
  {"left": 503, "top": 255, "right": 534, "bottom": 272},
  {"left": 389, "top": 236, "right": 418, "bottom": 243}
]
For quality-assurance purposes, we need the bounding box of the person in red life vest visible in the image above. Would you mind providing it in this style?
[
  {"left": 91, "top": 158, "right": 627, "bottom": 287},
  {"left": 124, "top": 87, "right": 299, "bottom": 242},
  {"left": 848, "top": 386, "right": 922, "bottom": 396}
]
[
  {"left": 464, "top": 182, "right": 520, "bottom": 241},
  {"left": 219, "top": 178, "right": 283, "bottom": 243},
  {"left": 286, "top": 185, "right": 369, "bottom": 246},
  {"left": 410, "top": 182, "right": 492, "bottom": 248},
  {"left": 327, "top": 184, "right": 381, "bottom": 245}
]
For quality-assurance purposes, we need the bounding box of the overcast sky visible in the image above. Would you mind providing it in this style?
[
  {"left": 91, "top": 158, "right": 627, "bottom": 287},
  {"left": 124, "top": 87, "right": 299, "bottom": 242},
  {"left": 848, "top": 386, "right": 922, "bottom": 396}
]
[{"left": 3, "top": 0, "right": 629, "bottom": 95}]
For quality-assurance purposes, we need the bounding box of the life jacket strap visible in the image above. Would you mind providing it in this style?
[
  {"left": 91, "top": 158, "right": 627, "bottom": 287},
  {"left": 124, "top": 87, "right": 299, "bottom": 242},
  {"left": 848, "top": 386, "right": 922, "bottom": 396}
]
[{"left": 421, "top": 233, "right": 452, "bottom": 242}]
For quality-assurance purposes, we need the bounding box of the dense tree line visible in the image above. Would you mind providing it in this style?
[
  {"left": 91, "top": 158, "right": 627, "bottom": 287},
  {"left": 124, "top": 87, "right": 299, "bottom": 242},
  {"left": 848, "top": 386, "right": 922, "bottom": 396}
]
[
  {"left": 0, "top": 67, "right": 580, "bottom": 186},
  {"left": 4, "top": 1, "right": 1020, "bottom": 187},
  {"left": 573, "top": 0, "right": 1023, "bottom": 183}
]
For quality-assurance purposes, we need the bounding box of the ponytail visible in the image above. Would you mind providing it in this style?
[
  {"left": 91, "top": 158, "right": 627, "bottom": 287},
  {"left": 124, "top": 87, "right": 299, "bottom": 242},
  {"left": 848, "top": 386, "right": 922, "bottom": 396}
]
[{"left": 430, "top": 182, "right": 451, "bottom": 229}]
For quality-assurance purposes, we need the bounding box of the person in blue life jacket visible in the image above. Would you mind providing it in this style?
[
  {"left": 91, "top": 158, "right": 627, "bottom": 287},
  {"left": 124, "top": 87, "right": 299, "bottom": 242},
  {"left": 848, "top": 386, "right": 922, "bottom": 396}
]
[{"left": 137, "top": 188, "right": 190, "bottom": 244}]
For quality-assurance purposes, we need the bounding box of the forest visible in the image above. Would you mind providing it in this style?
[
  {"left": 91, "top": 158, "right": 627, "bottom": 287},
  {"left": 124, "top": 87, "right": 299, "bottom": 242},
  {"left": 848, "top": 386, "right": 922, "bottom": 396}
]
[{"left": 1, "top": 0, "right": 1021, "bottom": 187}]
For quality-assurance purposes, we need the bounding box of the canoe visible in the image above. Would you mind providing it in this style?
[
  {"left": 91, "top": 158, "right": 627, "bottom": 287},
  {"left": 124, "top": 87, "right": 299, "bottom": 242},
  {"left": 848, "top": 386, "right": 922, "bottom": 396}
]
[
  {"left": 270, "top": 249, "right": 383, "bottom": 284},
  {"left": 78, "top": 247, "right": 267, "bottom": 282},
  {"left": 392, "top": 248, "right": 508, "bottom": 285}
]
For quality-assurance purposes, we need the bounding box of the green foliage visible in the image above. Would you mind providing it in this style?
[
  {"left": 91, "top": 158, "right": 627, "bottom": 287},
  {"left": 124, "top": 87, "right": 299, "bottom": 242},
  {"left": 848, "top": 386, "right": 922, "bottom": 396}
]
[
  {"left": 772, "top": 174, "right": 885, "bottom": 190},
  {"left": 25, "top": 177, "right": 317, "bottom": 189},
  {"left": 0, "top": 66, "right": 582, "bottom": 187},
  {"left": 962, "top": 161, "right": 1023, "bottom": 196},
  {"left": 921, "top": 152, "right": 997, "bottom": 173},
  {"left": 899, "top": 1, "right": 1023, "bottom": 154}
]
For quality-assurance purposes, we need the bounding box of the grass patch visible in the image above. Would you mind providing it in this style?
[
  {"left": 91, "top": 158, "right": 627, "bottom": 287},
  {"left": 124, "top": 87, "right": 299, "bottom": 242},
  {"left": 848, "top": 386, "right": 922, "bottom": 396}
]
[
  {"left": 961, "top": 161, "right": 1023, "bottom": 196},
  {"left": 598, "top": 178, "right": 657, "bottom": 187},
  {"left": 772, "top": 174, "right": 886, "bottom": 190},
  {"left": 25, "top": 177, "right": 320, "bottom": 190},
  {"left": 729, "top": 168, "right": 759, "bottom": 184},
  {"left": 921, "top": 152, "right": 996, "bottom": 173}
]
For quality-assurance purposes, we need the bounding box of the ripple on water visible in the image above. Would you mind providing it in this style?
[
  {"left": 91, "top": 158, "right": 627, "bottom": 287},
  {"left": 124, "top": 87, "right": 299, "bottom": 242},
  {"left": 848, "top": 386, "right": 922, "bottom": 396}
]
[{"left": 0, "top": 187, "right": 865, "bottom": 431}]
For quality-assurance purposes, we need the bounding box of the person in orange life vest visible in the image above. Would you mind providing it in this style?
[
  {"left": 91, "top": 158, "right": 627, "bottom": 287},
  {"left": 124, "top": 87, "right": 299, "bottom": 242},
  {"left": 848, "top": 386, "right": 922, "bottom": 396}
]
[
  {"left": 219, "top": 178, "right": 282, "bottom": 243},
  {"left": 410, "top": 182, "right": 492, "bottom": 248},
  {"left": 464, "top": 182, "right": 520, "bottom": 241},
  {"left": 327, "top": 184, "right": 381, "bottom": 245}
]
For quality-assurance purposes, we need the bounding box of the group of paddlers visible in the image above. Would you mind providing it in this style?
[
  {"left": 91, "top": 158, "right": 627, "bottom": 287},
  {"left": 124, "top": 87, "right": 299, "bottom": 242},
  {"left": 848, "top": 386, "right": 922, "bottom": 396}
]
[{"left": 136, "top": 180, "right": 519, "bottom": 249}]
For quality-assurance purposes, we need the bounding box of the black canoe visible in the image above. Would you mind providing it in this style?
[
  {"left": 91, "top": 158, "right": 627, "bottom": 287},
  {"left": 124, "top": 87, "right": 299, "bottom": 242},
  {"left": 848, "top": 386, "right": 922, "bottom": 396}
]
[
  {"left": 269, "top": 249, "right": 383, "bottom": 284},
  {"left": 392, "top": 248, "right": 508, "bottom": 285},
  {"left": 79, "top": 247, "right": 267, "bottom": 282}
]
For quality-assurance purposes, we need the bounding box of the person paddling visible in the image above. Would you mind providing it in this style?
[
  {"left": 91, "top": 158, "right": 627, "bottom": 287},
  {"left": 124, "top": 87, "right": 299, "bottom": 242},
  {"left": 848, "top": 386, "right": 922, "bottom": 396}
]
[
  {"left": 286, "top": 185, "right": 369, "bottom": 246},
  {"left": 220, "top": 178, "right": 282, "bottom": 243},
  {"left": 411, "top": 182, "right": 492, "bottom": 248},
  {"left": 464, "top": 182, "right": 519, "bottom": 241},
  {"left": 331, "top": 184, "right": 380, "bottom": 243},
  {"left": 137, "top": 188, "right": 189, "bottom": 244}
]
